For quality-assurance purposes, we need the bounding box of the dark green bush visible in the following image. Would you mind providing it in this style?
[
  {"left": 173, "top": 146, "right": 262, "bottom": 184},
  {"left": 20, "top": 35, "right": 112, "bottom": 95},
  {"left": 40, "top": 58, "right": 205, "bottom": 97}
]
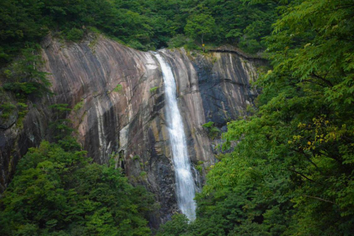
[{"left": 65, "top": 28, "right": 84, "bottom": 42}]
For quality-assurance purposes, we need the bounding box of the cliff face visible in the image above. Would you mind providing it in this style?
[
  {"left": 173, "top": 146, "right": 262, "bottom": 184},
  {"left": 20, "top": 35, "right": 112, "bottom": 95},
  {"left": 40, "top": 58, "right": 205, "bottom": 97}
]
[{"left": 0, "top": 35, "right": 258, "bottom": 225}]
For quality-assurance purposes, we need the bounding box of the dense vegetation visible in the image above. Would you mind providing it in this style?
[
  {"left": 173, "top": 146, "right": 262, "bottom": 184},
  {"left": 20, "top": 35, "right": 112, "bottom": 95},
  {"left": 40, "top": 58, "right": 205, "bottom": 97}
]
[
  {"left": 0, "top": 130, "right": 154, "bottom": 235},
  {"left": 157, "top": 0, "right": 354, "bottom": 235},
  {"left": 0, "top": 0, "right": 284, "bottom": 64}
]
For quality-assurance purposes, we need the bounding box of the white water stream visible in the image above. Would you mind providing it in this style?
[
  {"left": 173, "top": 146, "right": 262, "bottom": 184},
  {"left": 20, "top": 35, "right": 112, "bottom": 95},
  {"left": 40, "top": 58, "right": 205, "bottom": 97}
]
[{"left": 154, "top": 52, "right": 197, "bottom": 221}]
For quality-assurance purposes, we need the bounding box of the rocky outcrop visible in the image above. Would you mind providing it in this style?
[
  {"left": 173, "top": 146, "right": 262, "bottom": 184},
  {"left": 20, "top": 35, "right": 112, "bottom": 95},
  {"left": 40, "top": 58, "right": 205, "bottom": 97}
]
[{"left": 0, "top": 34, "right": 259, "bottom": 226}]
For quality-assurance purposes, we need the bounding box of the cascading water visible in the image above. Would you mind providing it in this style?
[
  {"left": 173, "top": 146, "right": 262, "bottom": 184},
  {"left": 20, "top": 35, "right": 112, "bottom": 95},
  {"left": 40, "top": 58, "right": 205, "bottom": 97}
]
[{"left": 154, "top": 52, "right": 197, "bottom": 221}]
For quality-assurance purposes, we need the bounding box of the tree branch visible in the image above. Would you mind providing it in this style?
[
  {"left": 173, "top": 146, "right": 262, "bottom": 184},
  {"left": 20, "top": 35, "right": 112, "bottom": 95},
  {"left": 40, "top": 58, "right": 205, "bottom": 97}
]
[
  {"left": 311, "top": 73, "right": 333, "bottom": 87},
  {"left": 290, "top": 148, "right": 321, "bottom": 173},
  {"left": 302, "top": 195, "right": 335, "bottom": 204},
  {"left": 287, "top": 167, "right": 315, "bottom": 182}
]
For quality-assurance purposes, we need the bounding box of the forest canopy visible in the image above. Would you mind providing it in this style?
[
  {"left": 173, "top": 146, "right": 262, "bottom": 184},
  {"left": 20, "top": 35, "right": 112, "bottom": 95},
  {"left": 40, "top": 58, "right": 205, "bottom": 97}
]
[
  {"left": 0, "top": 0, "right": 285, "bottom": 64},
  {"left": 0, "top": 135, "right": 154, "bottom": 235}
]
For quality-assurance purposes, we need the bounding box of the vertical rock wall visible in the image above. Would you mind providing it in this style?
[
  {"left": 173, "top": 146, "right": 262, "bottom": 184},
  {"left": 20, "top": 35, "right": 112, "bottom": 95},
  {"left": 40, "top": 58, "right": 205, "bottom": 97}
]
[{"left": 0, "top": 35, "right": 259, "bottom": 226}]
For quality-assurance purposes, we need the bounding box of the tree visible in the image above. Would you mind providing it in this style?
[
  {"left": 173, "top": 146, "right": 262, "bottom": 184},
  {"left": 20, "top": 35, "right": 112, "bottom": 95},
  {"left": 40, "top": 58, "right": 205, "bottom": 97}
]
[{"left": 184, "top": 13, "right": 216, "bottom": 45}]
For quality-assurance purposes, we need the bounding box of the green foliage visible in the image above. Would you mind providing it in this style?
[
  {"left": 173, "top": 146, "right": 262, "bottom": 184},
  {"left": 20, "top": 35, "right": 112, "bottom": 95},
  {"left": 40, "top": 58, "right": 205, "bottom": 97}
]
[
  {"left": 202, "top": 121, "right": 214, "bottom": 129},
  {"left": 65, "top": 28, "right": 84, "bottom": 42},
  {"left": 73, "top": 99, "right": 84, "bottom": 111},
  {"left": 0, "top": 0, "right": 48, "bottom": 64},
  {"left": 139, "top": 171, "right": 147, "bottom": 181},
  {"left": 113, "top": 84, "right": 123, "bottom": 93},
  {"left": 48, "top": 104, "right": 74, "bottom": 142},
  {"left": 15, "top": 102, "right": 28, "bottom": 127},
  {"left": 0, "top": 102, "right": 16, "bottom": 119},
  {"left": 185, "top": 0, "right": 286, "bottom": 53},
  {"left": 185, "top": 13, "right": 216, "bottom": 45},
  {"left": 157, "top": 214, "right": 190, "bottom": 236},
  {"left": 167, "top": 34, "right": 190, "bottom": 48},
  {"left": 150, "top": 86, "right": 159, "bottom": 94},
  {"left": 0, "top": 84, "right": 29, "bottom": 127},
  {"left": 0, "top": 0, "right": 288, "bottom": 66},
  {"left": 0, "top": 139, "right": 154, "bottom": 235},
  {"left": 202, "top": 121, "right": 220, "bottom": 140},
  {"left": 195, "top": 161, "right": 204, "bottom": 173},
  {"left": 2, "top": 46, "right": 51, "bottom": 99},
  {"left": 158, "top": 0, "right": 354, "bottom": 235}
]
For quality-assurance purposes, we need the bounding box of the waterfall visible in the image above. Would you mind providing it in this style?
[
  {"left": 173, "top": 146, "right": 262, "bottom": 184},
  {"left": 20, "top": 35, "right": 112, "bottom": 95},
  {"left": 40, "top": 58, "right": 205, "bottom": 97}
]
[{"left": 154, "top": 52, "right": 197, "bottom": 221}]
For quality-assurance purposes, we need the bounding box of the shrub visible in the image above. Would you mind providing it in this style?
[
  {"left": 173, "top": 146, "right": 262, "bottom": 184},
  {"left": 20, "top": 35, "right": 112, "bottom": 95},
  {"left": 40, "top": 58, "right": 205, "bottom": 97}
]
[{"left": 65, "top": 28, "right": 84, "bottom": 42}]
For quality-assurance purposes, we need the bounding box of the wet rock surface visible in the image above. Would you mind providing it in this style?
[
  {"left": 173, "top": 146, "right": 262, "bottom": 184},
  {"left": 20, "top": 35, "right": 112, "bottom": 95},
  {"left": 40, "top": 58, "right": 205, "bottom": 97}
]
[{"left": 0, "top": 36, "right": 259, "bottom": 226}]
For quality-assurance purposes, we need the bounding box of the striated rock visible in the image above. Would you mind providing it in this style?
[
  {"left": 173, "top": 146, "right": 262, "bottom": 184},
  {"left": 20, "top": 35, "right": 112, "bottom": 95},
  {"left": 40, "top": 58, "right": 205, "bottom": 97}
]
[{"left": 0, "top": 35, "right": 259, "bottom": 226}]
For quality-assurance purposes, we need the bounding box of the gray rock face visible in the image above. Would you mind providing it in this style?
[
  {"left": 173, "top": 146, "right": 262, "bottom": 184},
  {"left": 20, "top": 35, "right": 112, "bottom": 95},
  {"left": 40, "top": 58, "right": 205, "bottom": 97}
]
[{"left": 0, "top": 35, "right": 259, "bottom": 226}]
